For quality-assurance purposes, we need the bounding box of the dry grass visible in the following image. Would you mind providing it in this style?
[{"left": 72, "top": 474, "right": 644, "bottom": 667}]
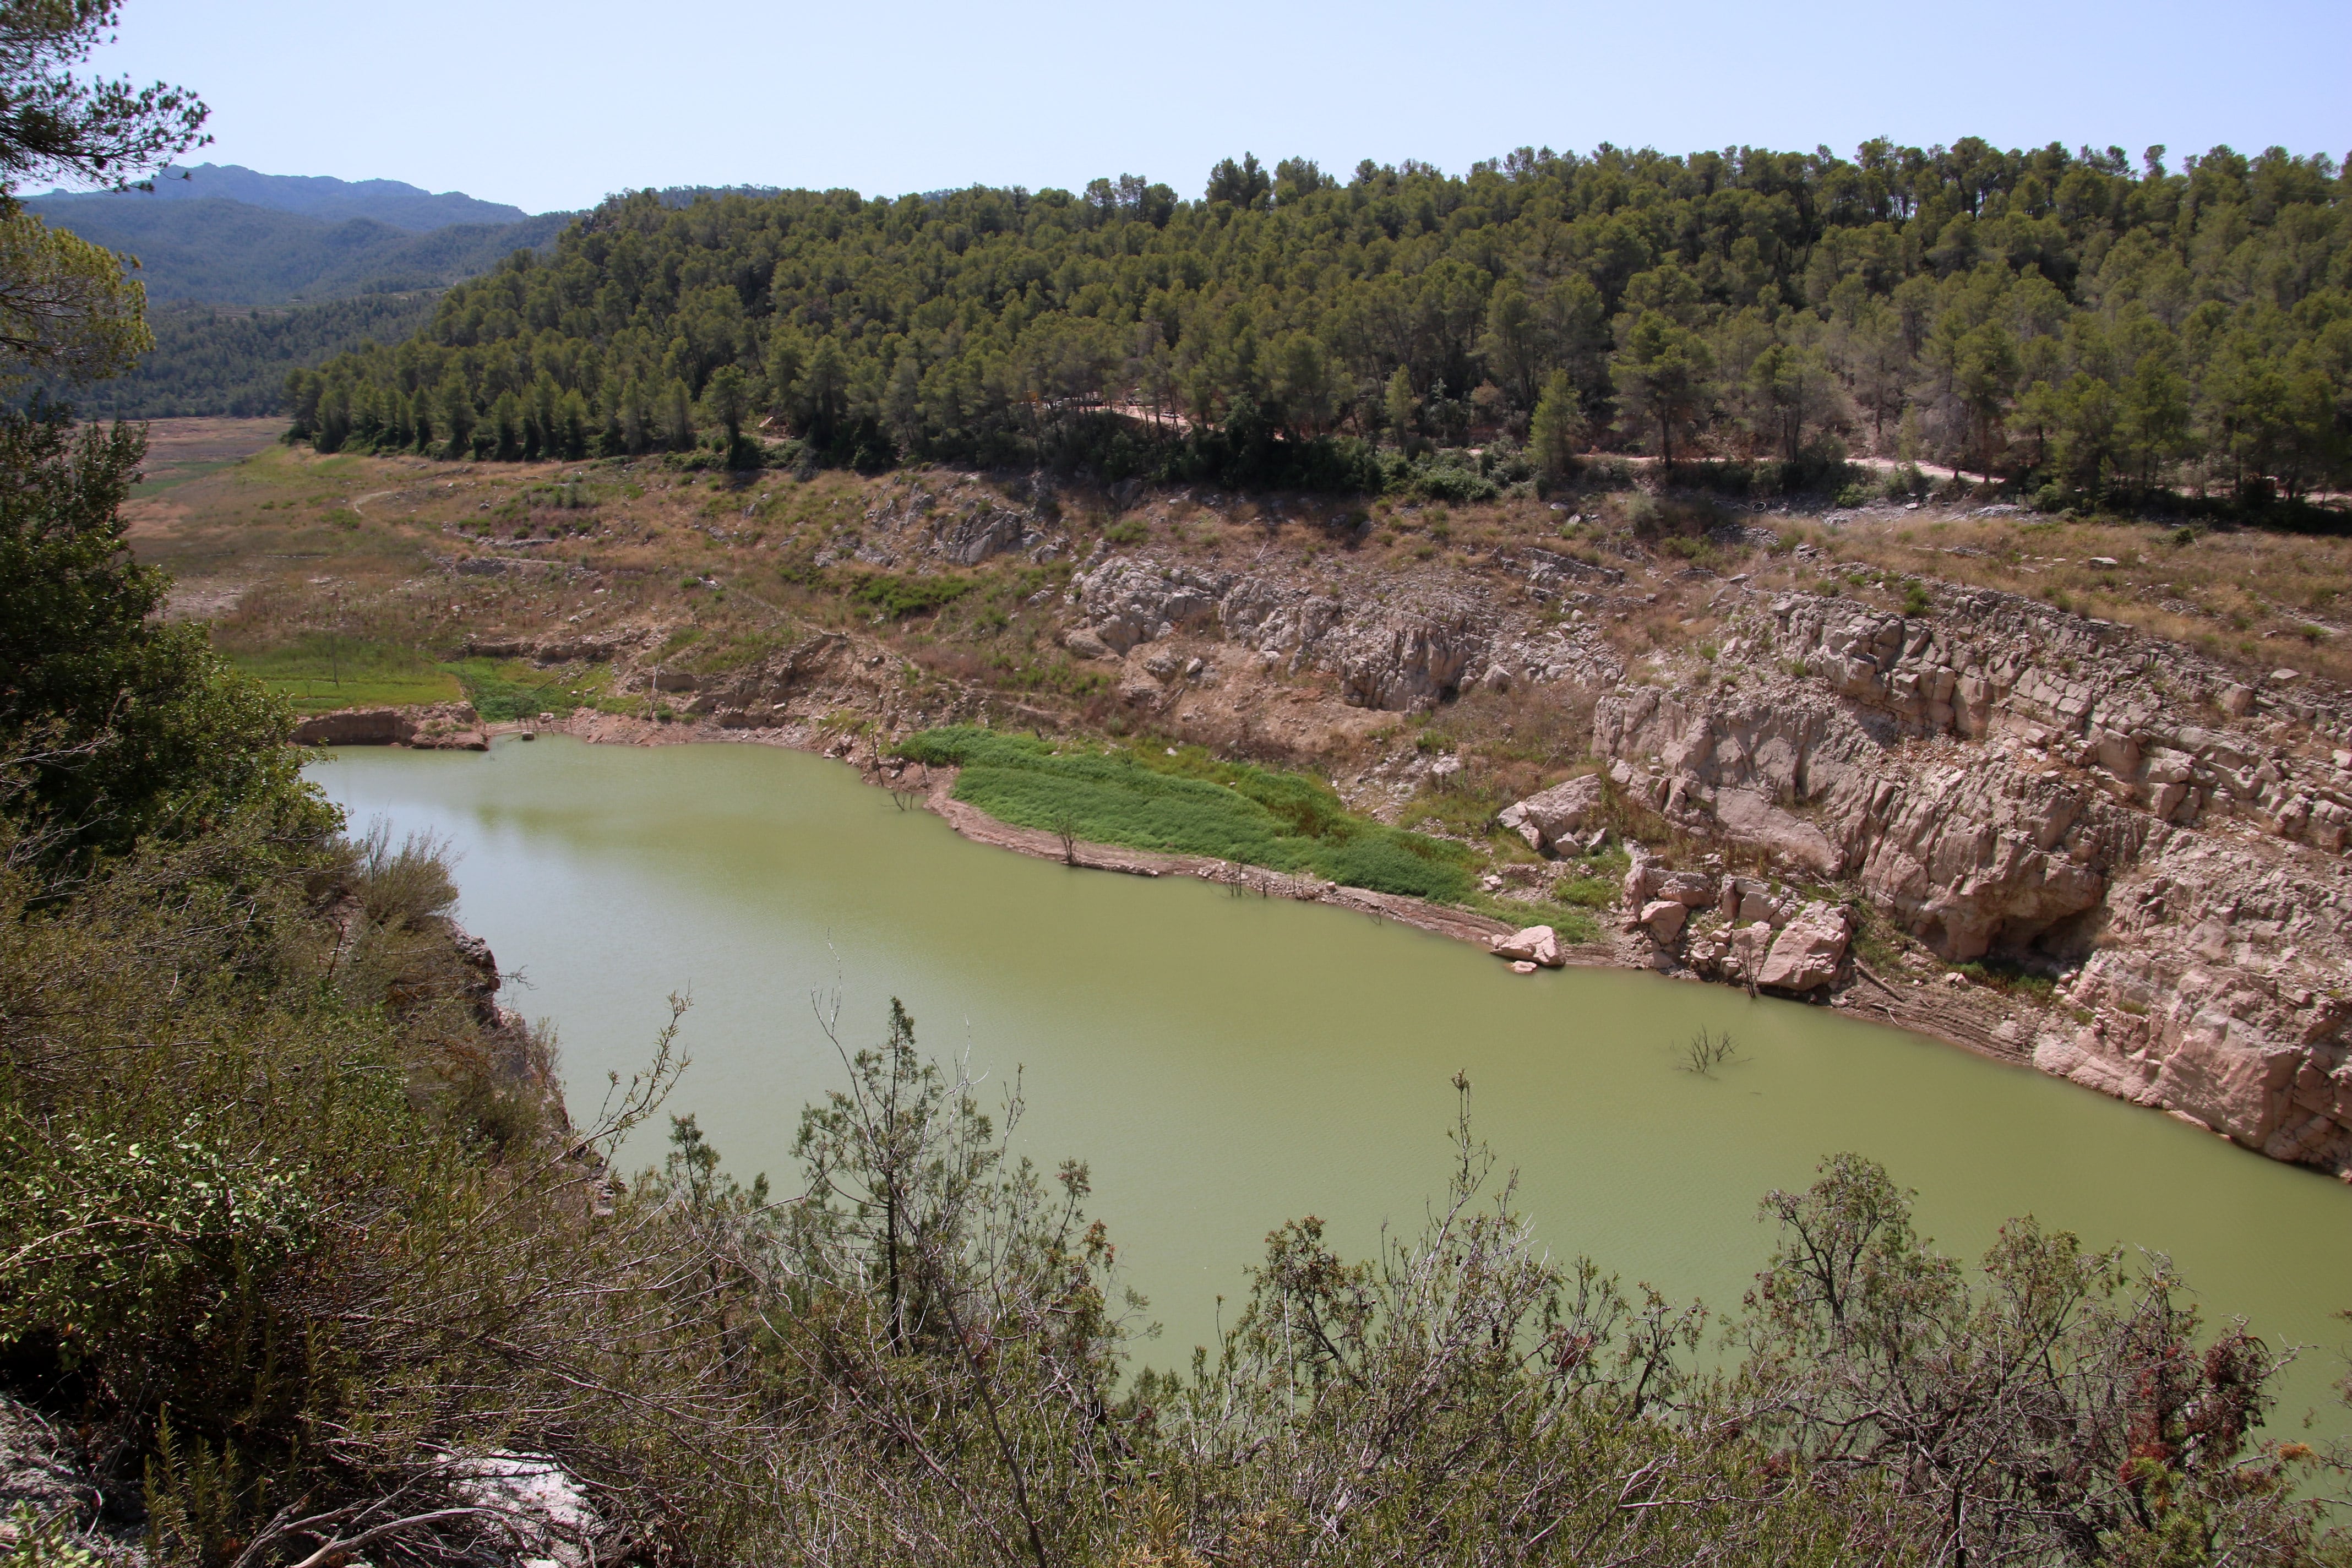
[
  {"left": 121, "top": 421, "right": 2350, "bottom": 740},
  {"left": 1747, "top": 509, "right": 2352, "bottom": 688}
]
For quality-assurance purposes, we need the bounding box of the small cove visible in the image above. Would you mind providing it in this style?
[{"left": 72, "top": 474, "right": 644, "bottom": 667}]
[{"left": 312, "top": 734, "right": 2352, "bottom": 1431}]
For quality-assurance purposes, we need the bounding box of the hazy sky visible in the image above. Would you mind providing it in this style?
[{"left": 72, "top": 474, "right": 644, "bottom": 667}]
[{"left": 88, "top": 0, "right": 2352, "bottom": 214}]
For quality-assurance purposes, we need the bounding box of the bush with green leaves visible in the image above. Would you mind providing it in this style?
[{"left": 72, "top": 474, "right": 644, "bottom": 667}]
[{"left": 0, "top": 406, "right": 323, "bottom": 863}]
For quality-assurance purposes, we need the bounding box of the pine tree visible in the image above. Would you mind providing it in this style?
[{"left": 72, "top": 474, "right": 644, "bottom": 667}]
[{"left": 1529, "top": 371, "right": 1585, "bottom": 479}]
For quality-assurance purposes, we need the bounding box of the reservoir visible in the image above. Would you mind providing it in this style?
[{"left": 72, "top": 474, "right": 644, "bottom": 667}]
[{"left": 312, "top": 734, "right": 2352, "bottom": 1429}]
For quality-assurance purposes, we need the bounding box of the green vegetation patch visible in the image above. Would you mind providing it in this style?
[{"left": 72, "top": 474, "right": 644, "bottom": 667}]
[
  {"left": 227, "top": 638, "right": 462, "bottom": 714},
  {"left": 900, "top": 727, "right": 1475, "bottom": 902},
  {"left": 227, "top": 639, "right": 619, "bottom": 721},
  {"left": 847, "top": 571, "right": 977, "bottom": 619},
  {"left": 1468, "top": 894, "right": 1601, "bottom": 944},
  {"left": 445, "top": 657, "right": 609, "bottom": 722}
]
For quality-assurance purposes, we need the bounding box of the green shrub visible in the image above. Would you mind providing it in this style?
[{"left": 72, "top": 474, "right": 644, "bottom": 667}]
[
  {"left": 847, "top": 571, "right": 977, "bottom": 619},
  {"left": 447, "top": 657, "right": 587, "bottom": 722}
]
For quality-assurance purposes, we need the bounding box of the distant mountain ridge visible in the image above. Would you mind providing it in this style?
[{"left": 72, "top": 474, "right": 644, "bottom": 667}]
[
  {"left": 35, "top": 162, "right": 535, "bottom": 231},
  {"left": 21, "top": 195, "right": 573, "bottom": 305},
  {"left": 20, "top": 166, "right": 576, "bottom": 417}
]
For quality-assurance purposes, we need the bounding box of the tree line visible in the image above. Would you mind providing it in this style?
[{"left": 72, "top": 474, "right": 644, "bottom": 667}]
[{"left": 284, "top": 140, "right": 2350, "bottom": 503}]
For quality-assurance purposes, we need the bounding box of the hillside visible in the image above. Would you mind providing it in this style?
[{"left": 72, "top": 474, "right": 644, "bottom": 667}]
[
  {"left": 68, "top": 294, "right": 444, "bottom": 418},
  {"left": 23, "top": 194, "right": 570, "bottom": 304},
  {"left": 124, "top": 404, "right": 2352, "bottom": 1187},
  {"left": 35, "top": 161, "right": 532, "bottom": 230},
  {"left": 285, "top": 140, "right": 2349, "bottom": 510},
  {"left": 23, "top": 172, "right": 575, "bottom": 418}
]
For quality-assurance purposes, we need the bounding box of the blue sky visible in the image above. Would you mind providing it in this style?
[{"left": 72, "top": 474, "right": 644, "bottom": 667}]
[{"left": 90, "top": 0, "right": 2352, "bottom": 214}]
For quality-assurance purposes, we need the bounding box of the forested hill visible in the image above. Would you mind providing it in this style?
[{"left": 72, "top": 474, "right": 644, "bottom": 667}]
[
  {"left": 25, "top": 174, "right": 571, "bottom": 418},
  {"left": 35, "top": 162, "right": 531, "bottom": 230},
  {"left": 67, "top": 294, "right": 444, "bottom": 419},
  {"left": 289, "top": 141, "right": 2350, "bottom": 504},
  {"left": 24, "top": 196, "right": 571, "bottom": 304}
]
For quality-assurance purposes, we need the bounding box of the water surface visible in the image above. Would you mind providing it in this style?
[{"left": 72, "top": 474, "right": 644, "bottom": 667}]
[{"left": 312, "top": 736, "right": 2352, "bottom": 1427}]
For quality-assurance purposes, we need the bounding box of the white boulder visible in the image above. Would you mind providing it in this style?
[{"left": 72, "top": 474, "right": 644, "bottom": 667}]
[
  {"left": 1498, "top": 774, "right": 1607, "bottom": 854},
  {"left": 1490, "top": 924, "right": 1564, "bottom": 968},
  {"left": 1756, "top": 901, "right": 1852, "bottom": 994}
]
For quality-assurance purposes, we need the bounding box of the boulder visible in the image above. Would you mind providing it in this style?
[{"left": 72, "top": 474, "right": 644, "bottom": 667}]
[
  {"left": 1637, "top": 899, "right": 1687, "bottom": 940},
  {"left": 1490, "top": 924, "right": 1564, "bottom": 968},
  {"left": 1756, "top": 901, "right": 1852, "bottom": 994},
  {"left": 442, "top": 1452, "right": 600, "bottom": 1568},
  {"left": 1731, "top": 920, "right": 1776, "bottom": 981},
  {"left": 1509, "top": 959, "right": 1538, "bottom": 975},
  {"left": 1717, "top": 875, "right": 1792, "bottom": 925},
  {"left": 1622, "top": 850, "right": 1660, "bottom": 907},
  {"left": 1655, "top": 870, "right": 1717, "bottom": 907},
  {"left": 1498, "top": 774, "right": 1606, "bottom": 854}
]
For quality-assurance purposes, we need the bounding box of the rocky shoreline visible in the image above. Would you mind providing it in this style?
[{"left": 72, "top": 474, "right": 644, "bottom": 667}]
[
  {"left": 298, "top": 696, "right": 2061, "bottom": 1124},
  {"left": 282, "top": 493, "right": 2352, "bottom": 1180}
]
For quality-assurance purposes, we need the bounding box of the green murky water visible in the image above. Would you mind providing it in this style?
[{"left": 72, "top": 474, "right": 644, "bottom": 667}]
[{"left": 311, "top": 735, "right": 2352, "bottom": 1429}]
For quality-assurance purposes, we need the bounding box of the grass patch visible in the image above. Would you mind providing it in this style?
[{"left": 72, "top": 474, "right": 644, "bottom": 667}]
[
  {"left": 1551, "top": 873, "right": 1621, "bottom": 910},
  {"left": 445, "top": 658, "right": 611, "bottom": 723},
  {"left": 900, "top": 727, "right": 1476, "bottom": 902},
  {"left": 1402, "top": 784, "right": 1512, "bottom": 844},
  {"left": 1468, "top": 892, "right": 1602, "bottom": 943},
  {"left": 846, "top": 571, "right": 977, "bottom": 619},
  {"left": 226, "top": 638, "right": 462, "bottom": 714}
]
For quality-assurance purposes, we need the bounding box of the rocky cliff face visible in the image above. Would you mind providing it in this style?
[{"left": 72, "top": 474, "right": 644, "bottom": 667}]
[
  {"left": 1589, "top": 582, "right": 2352, "bottom": 1172},
  {"left": 1046, "top": 543, "right": 2352, "bottom": 1174},
  {"left": 291, "top": 702, "right": 488, "bottom": 750},
  {"left": 1063, "top": 549, "right": 1626, "bottom": 717}
]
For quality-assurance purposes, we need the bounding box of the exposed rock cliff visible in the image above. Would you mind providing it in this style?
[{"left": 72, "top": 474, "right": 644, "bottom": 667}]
[
  {"left": 1063, "top": 550, "right": 1625, "bottom": 716},
  {"left": 1589, "top": 583, "right": 2352, "bottom": 1171},
  {"left": 291, "top": 702, "right": 487, "bottom": 750},
  {"left": 1035, "top": 545, "right": 2352, "bottom": 1174}
]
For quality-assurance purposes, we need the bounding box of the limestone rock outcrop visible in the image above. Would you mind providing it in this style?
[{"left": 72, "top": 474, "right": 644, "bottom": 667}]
[
  {"left": 1599, "top": 580, "right": 2352, "bottom": 1172},
  {"left": 1499, "top": 774, "right": 1606, "bottom": 853},
  {"left": 1068, "top": 552, "right": 1621, "bottom": 713},
  {"left": 292, "top": 703, "right": 487, "bottom": 750},
  {"left": 687, "top": 633, "right": 912, "bottom": 731}
]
